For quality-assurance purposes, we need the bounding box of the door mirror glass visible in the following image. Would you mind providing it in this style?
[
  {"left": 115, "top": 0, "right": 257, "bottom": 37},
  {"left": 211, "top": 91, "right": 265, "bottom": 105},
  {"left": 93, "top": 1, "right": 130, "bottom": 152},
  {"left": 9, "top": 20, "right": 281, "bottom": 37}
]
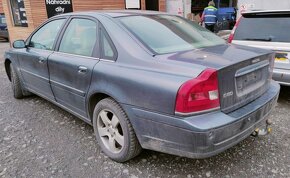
[{"left": 13, "top": 40, "right": 26, "bottom": 48}]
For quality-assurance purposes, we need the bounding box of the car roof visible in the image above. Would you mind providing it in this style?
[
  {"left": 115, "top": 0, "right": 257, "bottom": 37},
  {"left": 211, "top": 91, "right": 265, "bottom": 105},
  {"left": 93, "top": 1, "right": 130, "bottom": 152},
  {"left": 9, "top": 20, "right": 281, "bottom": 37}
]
[
  {"left": 57, "top": 10, "right": 167, "bottom": 18},
  {"left": 242, "top": 10, "right": 290, "bottom": 17}
]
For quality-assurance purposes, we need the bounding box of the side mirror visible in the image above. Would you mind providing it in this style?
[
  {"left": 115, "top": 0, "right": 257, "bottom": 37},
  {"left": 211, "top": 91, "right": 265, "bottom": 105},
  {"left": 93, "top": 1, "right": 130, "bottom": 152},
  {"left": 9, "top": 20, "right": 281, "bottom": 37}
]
[{"left": 13, "top": 40, "right": 26, "bottom": 49}]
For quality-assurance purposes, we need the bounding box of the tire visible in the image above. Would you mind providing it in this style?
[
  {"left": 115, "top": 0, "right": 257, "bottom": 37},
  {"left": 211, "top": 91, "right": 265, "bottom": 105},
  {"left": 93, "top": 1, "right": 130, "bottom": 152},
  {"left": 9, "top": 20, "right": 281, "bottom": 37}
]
[
  {"left": 93, "top": 98, "right": 142, "bottom": 162},
  {"left": 10, "top": 63, "right": 24, "bottom": 99}
]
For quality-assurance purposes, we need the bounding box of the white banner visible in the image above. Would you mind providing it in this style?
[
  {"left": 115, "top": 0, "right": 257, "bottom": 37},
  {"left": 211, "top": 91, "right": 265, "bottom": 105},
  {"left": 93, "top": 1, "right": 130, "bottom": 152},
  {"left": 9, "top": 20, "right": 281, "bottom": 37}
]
[{"left": 125, "top": 0, "right": 140, "bottom": 9}]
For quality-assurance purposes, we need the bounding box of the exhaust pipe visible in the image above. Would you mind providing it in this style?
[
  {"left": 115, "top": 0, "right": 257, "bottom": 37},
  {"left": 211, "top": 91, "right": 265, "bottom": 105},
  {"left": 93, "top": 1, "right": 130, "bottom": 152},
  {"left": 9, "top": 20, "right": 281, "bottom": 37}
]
[{"left": 251, "top": 119, "right": 272, "bottom": 137}]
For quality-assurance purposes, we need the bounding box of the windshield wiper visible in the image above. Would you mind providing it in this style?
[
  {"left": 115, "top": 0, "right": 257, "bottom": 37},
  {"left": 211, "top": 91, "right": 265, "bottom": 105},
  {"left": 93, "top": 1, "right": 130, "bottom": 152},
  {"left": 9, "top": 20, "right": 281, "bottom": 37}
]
[{"left": 242, "top": 37, "right": 272, "bottom": 42}]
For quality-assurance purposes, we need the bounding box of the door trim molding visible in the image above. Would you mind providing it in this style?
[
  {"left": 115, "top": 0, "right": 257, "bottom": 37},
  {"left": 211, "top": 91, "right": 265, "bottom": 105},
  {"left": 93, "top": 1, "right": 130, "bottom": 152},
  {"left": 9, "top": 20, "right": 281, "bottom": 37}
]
[
  {"left": 26, "top": 87, "right": 91, "bottom": 124},
  {"left": 50, "top": 79, "right": 86, "bottom": 97}
]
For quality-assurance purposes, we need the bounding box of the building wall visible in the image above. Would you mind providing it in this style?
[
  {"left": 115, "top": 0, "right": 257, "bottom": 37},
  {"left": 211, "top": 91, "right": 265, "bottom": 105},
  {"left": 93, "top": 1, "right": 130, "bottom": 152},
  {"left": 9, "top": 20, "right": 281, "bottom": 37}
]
[
  {"left": 3, "top": 0, "right": 36, "bottom": 43},
  {"left": 0, "top": 0, "right": 3, "bottom": 14},
  {"left": 3, "top": 0, "right": 165, "bottom": 43},
  {"left": 159, "top": 0, "right": 166, "bottom": 11},
  {"left": 72, "top": 0, "right": 125, "bottom": 11}
]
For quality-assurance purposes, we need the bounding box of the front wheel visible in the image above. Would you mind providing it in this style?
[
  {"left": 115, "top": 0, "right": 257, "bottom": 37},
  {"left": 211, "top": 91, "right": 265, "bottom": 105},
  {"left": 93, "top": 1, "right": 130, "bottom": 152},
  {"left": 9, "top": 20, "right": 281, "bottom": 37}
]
[
  {"left": 10, "top": 63, "right": 24, "bottom": 99},
  {"left": 93, "top": 98, "right": 142, "bottom": 162}
]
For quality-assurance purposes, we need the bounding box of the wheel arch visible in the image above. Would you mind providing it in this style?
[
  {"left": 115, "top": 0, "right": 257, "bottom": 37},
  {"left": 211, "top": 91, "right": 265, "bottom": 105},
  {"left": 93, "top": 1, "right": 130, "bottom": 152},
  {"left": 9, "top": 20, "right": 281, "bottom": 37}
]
[
  {"left": 87, "top": 91, "right": 121, "bottom": 123},
  {"left": 4, "top": 59, "right": 12, "bottom": 81}
]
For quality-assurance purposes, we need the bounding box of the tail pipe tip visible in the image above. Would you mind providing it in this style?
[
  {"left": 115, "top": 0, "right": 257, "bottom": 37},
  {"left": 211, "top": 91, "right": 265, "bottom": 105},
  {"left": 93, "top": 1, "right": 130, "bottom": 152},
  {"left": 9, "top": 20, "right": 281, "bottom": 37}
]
[{"left": 251, "top": 119, "right": 272, "bottom": 137}]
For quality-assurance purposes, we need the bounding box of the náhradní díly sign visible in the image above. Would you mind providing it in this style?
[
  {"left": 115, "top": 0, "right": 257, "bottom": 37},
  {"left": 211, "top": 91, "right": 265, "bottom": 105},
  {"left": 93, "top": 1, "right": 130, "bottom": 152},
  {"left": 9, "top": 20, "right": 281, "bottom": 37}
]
[{"left": 45, "top": 0, "right": 73, "bottom": 18}]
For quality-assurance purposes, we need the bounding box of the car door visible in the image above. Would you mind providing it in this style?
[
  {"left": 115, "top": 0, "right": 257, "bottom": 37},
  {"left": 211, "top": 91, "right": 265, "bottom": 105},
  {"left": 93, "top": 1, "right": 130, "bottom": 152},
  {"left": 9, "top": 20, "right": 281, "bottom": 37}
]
[
  {"left": 48, "top": 17, "right": 100, "bottom": 117},
  {"left": 18, "top": 18, "right": 66, "bottom": 99}
]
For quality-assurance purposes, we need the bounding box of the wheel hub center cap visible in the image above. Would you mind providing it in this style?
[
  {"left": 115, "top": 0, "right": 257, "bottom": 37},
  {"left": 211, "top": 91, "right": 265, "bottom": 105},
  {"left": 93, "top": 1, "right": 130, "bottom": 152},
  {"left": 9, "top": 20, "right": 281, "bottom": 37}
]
[{"left": 108, "top": 127, "right": 115, "bottom": 135}]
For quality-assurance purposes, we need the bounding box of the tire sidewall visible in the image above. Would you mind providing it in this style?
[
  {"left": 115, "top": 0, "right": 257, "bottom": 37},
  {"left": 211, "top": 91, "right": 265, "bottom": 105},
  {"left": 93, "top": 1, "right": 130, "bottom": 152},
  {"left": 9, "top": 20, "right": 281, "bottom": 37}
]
[
  {"left": 10, "top": 64, "right": 17, "bottom": 96},
  {"left": 93, "top": 99, "right": 131, "bottom": 161}
]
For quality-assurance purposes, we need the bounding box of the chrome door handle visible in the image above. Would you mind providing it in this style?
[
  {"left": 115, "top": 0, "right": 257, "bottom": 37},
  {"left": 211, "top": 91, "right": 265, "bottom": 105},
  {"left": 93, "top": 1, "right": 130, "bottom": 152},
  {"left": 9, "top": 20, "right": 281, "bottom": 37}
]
[
  {"left": 78, "top": 66, "right": 88, "bottom": 73},
  {"left": 38, "top": 57, "right": 45, "bottom": 63}
]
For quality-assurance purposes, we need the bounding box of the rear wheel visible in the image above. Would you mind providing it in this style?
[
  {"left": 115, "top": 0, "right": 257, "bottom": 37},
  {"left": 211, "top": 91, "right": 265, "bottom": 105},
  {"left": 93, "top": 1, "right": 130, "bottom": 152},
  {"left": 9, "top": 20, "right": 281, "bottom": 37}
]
[
  {"left": 93, "top": 98, "right": 142, "bottom": 162},
  {"left": 10, "top": 63, "right": 24, "bottom": 99}
]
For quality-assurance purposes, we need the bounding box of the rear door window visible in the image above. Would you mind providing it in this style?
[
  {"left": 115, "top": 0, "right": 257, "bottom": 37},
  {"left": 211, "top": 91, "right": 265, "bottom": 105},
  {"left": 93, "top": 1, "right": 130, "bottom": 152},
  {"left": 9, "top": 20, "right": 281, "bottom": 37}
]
[
  {"left": 234, "top": 17, "right": 290, "bottom": 43},
  {"left": 59, "top": 18, "right": 97, "bottom": 57},
  {"left": 100, "top": 29, "right": 117, "bottom": 60}
]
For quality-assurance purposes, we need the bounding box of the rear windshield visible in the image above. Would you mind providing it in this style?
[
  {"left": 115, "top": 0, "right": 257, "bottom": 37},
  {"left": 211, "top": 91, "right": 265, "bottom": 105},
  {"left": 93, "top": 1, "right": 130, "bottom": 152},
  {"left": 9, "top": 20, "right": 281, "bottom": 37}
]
[
  {"left": 234, "top": 17, "right": 290, "bottom": 43},
  {"left": 118, "top": 15, "right": 225, "bottom": 54}
]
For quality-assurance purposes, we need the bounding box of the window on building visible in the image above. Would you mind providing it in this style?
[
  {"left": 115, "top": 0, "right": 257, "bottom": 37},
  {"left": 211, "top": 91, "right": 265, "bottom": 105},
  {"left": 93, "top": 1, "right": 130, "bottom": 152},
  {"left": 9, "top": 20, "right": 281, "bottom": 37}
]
[
  {"left": 29, "top": 19, "right": 65, "bottom": 50},
  {"left": 219, "top": 0, "right": 233, "bottom": 8},
  {"left": 10, "top": 0, "right": 28, "bottom": 27},
  {"left": 59, "top": 19, "right": 97, "bottom": 57}
]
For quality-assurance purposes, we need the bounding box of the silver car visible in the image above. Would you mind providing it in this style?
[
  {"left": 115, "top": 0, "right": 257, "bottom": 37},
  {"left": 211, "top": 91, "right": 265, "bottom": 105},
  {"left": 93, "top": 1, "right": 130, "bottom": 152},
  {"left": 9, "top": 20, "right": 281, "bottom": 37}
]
[{"left": 229, "top": 10, "right": 290, "bottom": 86}]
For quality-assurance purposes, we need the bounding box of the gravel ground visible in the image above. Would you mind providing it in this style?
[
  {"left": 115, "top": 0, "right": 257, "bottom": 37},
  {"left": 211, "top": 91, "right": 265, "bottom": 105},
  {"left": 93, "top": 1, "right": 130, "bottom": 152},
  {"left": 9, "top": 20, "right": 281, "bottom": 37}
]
[{"left": 0, "top": 42, "right": 290, "bottom": 178}]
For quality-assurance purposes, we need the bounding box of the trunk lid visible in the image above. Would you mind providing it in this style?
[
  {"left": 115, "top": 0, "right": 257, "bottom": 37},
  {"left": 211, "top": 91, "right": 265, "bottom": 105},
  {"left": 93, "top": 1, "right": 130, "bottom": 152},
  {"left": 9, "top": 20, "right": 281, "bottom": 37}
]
[{"left": 157, "top": 44, "right": 274, "bottom": 113}]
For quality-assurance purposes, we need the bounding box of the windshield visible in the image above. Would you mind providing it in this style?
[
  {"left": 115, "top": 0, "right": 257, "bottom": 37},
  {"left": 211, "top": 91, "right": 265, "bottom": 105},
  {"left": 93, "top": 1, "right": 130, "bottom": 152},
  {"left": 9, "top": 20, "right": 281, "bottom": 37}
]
[
  {"left": 118, "top": 15, "right": 225, "bottom": 54},
  {"left": 234, "top": 17, "right": 290, "bottom": 43}
]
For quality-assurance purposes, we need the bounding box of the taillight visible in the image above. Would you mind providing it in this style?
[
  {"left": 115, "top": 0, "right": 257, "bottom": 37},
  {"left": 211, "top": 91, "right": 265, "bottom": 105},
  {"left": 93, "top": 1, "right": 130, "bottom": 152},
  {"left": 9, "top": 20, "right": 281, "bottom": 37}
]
[
  {"left": 175, "top": 68, "right": 220, "bottom": 115},
  {"left": 228, "top": 17, "right": 242, "bottom": 43}
]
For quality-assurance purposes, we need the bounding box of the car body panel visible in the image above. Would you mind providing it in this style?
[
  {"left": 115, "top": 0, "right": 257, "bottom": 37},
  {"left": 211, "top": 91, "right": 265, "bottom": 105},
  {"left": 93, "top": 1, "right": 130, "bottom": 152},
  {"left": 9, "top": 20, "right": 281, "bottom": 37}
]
[
  {"left": 18, "top": 48, "right": 55, "bottom": 99},
  {"left": 48, "top": 52, "right": 100, "bottom": 118},
  {"left": 157, "top": 44, "right": 271, "bottom": 69},
  {"left": 123, "top": 81, "right": 279, "bottom": 158}
]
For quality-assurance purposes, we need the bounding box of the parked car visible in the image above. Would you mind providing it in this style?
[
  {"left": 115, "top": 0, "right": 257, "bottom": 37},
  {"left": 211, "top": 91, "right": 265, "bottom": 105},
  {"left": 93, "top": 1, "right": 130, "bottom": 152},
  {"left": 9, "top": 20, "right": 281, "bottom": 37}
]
[
  {"left": 217, "top": 29, "right": 231, "bottom": 40},
  {"left": 0, "top": 15, "right": 8, "bottom": 41},
  {"left": 229, "top": 10, "right": 290, "bottom": 86},
  {"left": 4, "top": 11, "right": 279, "bottom": 162}
]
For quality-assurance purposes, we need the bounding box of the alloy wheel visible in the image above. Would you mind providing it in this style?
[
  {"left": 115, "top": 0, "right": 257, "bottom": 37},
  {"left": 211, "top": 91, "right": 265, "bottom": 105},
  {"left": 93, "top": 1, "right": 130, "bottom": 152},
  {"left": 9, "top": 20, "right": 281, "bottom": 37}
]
[{"left": 97, "top": 109, "right": 124, "bottom": 153}]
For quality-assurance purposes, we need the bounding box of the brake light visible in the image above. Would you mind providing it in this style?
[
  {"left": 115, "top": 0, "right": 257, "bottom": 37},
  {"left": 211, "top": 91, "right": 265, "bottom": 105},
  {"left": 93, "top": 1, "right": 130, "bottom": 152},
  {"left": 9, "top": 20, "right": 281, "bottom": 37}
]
[
  {"left": 228, "top": 17, "right": 242, "bottom": 43},
  {"left": 175, "top": 68, "right": 220, "bottom": 115}
]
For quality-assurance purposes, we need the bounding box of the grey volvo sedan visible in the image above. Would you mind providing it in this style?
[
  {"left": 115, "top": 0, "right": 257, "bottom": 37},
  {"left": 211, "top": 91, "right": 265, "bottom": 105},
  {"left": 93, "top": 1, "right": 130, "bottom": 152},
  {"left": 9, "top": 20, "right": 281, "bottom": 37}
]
[{"left": 4, "top": 11, "right": 279, "bottom": 162}]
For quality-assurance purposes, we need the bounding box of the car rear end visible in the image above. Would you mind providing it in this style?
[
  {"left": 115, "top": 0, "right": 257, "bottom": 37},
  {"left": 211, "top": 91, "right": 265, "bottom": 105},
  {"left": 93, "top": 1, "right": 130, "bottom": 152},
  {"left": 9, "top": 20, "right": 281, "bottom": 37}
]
[
  {"left": 114, "top": 13, "right": 280, "bottom": 158},
  {"left": 229, "top": 10, "right": 290, "bottom": 86},
  {"left": 129, "top": 47, "right": 280, "bottom": 158}
]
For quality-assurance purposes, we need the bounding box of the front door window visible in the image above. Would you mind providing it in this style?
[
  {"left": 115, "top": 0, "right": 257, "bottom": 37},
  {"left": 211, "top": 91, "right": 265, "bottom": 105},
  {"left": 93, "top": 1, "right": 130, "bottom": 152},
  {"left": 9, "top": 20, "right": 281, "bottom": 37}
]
[{"left": 29, "top": 19, "right": 65, "bottom": 50}]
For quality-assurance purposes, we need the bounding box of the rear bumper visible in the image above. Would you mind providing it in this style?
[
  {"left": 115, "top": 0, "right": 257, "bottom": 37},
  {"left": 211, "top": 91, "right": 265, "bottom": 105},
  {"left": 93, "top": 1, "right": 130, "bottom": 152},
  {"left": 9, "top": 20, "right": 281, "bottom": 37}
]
[
  {"left": 0, "top": 30, "right": 8, "bottom": 39},
  {"left": 273, "top": 68, "right": 290, "bottom": 86},
  {"left": 123, "top": 81, "right": 280, "bottom": 159}
]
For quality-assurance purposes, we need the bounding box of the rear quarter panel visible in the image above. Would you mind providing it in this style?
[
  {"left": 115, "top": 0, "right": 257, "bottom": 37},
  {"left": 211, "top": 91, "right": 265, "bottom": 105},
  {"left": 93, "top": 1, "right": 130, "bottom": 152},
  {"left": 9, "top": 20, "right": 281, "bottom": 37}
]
[{"left": 87, "top": 14, "right": 205, "bottom": 115}]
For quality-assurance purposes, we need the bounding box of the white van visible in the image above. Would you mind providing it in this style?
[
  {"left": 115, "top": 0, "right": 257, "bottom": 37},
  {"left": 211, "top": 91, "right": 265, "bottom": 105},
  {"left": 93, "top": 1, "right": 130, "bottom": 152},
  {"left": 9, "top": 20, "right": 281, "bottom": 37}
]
[{"left": 229, "top": 10, "right": 290, "bottom": 86}]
